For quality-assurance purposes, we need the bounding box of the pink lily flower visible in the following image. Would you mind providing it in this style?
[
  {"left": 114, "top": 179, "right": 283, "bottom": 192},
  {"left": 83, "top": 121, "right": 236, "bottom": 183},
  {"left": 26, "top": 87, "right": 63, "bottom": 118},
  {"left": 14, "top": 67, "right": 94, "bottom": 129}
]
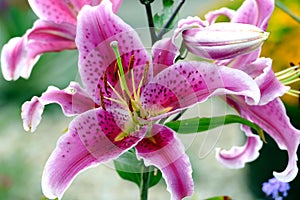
[
  {"left": 175, "top": 18, "right": 269, "bottom": 60},
  {"left": 204, "top": 0, "right": 275, "bottom": 67},
  {"left": 0, "top": 0, "right": 122, "bottom": 81},
  {"left": 21, "top": 1, "right": 261, "bottom": 199},
  {"left": 178, "top": 0, "right": 300, "bottom": 182}
]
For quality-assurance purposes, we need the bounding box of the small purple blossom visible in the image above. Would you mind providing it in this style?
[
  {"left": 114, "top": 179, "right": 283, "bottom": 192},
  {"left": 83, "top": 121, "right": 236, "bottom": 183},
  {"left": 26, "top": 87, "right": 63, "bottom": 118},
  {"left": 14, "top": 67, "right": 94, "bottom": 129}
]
[{"left": 262, "top": 177, "right": 290, "bottom": 200}]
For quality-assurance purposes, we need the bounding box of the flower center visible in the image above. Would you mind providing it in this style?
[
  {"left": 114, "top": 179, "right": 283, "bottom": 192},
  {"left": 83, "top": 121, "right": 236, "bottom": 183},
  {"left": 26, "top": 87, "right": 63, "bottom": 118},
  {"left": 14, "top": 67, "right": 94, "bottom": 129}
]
[
  {"left": 275, "top": 63, "right": 300, "bottom": 100},
  {"left": 98, "top": 41, "right": 150, "bottom": 125}
]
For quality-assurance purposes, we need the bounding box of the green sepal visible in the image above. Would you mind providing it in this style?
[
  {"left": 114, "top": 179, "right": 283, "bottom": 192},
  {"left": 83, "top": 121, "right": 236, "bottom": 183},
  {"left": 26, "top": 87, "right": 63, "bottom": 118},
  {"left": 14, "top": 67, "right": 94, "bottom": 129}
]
[
  {"left": 165, "top": 114, "right": 266, "bottom": 143},
  {"left": 113, "top": 149, "right": 162, "bottom": 188}
]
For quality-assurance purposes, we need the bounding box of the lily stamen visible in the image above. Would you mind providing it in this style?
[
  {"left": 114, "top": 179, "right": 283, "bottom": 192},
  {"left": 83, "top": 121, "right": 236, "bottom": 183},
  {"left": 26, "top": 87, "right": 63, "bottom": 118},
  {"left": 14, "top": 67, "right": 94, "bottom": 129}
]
[
  {"left": 113, "top": 62, "right": 119, "bottom": 80},
  {"left": 128, "top": 55, "right": 135, "bottom": 71},
  {"left": 98, "top": 85, "right": 106, "bottom": 111},
  {"left": 286, "top": 89, "right": 300, "bottom": 97},
  {"left": 106, "top": 80, "right": 127, "bottom": 105},
  {"left": 103, "top": 70, "right": 109, "bottom": 94},
  {"left": 276, "top": 65, "right": 300, "bottom": 85}
]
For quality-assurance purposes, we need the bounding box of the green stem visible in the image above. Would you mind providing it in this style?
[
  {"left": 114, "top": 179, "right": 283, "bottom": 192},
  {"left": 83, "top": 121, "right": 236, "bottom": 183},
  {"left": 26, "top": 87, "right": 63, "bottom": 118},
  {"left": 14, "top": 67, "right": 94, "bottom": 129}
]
[
  {"left": 275, "top": 0, "right": 300, "bottom": 23},
  {"left": 141, "top": 1, "right": 158, "bottom": 44},
  {"left": 157, "top": 0, "right": 186, "bottom": 39},
  {"left": 140, "top": 165, "right": 151, "bottom": 200}
]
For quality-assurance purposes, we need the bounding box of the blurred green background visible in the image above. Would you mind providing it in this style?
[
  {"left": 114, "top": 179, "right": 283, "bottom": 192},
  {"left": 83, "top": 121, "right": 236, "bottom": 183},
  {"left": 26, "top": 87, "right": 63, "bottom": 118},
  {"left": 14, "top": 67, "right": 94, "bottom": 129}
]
[{"left": 0, "top": 0, "right": 299, "bottom": 199}]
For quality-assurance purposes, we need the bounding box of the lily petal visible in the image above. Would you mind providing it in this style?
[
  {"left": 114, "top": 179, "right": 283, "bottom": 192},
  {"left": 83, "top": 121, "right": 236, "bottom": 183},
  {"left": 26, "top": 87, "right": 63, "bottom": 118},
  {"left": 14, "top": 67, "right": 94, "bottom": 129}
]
[
  {"left": 141, "top": 61, "right": 260, "bottom": 120},
  {"left": 1, "top": 20, "right": 76, "bottom": 80},
  {"left": 205, "top": 7, "right": 236, "bottom": 24},
  {"left": 42, "top": 109, "right": 147, "bottom": 199},
  {"left": 227, "top": 97, "right": 300, "bottom": 182},
  {"left": 1, "top": 37, "right": 39, "bottom": 80},
  {"left": 29, "top": 0, "right": 79, "bottom": 25},
  {"left": 76, "top": 0, "right": 151, "bottom": 102},
  {"left": 29, "top": 0, "right": 121, "bottom": 25},
  {"left": 136, "top": 124, "right": 193, "bottom": 200},
  {"left": 21, "top": 82, "right": 95, "bottom": 132},
  {"left": 216, "top": 125, "right": 263, "bottom": 168},
  {"left": 152, "top": 38, "right": 179, "bottom": 76},
  {"left": 241, "top": 58, "right": 289, "bottom": 105},
  {"left": 232, "top": 0, "right": 275, "bottom": 30}
]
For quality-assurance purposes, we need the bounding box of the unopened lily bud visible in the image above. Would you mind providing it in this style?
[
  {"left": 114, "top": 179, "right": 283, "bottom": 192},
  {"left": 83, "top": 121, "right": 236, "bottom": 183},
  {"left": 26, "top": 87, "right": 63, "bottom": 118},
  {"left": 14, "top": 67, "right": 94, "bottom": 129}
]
[{"left": 182, "top": 22, "right": 269, "bottom": 60}]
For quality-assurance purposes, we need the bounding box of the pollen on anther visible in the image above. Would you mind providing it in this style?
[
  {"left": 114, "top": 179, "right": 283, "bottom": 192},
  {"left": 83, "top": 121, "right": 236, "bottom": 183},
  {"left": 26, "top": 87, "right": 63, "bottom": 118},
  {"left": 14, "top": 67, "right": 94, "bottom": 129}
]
[{"left": 98, "top": 85, "right": 106, "bottom": 111}]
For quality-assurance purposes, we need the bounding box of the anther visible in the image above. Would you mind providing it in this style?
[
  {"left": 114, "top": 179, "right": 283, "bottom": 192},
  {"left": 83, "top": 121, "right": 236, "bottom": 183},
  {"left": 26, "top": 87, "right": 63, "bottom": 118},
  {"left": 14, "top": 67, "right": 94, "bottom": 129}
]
[
  {"left": 113, "top": 62, "right": 119, "bottom": 80},
  {"left": 103, "top": 70, "right": 109, "bottom": 94},
  {"left": 124, "top": 93, "right": 134, "bottom": 112},
  {"left": 98, "top": 85, "right": 106, "bottom": 111},
  {"left": 128, "top": 55, "right": 135, "bottom": 71},
  {"left": 142, "top": 61, "right": 150, "bottom": 85}
]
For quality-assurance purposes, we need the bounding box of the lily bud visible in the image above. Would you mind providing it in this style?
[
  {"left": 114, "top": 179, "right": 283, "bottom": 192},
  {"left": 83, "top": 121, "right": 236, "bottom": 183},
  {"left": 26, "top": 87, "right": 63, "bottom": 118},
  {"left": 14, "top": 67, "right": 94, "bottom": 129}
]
[{"left": 182, "top": 22, "right": 269, "bottom": 60}]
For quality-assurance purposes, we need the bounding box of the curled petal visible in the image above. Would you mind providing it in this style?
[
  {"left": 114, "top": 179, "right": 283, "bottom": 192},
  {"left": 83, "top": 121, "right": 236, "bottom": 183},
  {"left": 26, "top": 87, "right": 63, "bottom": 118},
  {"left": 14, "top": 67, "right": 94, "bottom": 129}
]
[
  {"left": 243, "top": 58, "right": 289, "bottom": 105},
  {"left": 76, "top": 0, "right": 151, "bottom": 102},
  {"left": 1, "top": 36, "right": 39, "bottom": 80},
  {"left": 205, "top": 7, "right": 236, "bottom": 24},
  {"left": 141, "top": 61, "right": 260, "bottom": 120},
  {"left": 216, "top": 125, "right": 263, "bottom": 168},
  {"left": 42, "top": 109, "right": 147, "bottom": 199},
  {"left": 21, "top": 82, "right": 95, "bottom": 132},
  {"left": 182, "top": 22, "right": 269, "bottom": 60},
  {"left": 227, "top": 97, "right": 300, "bottom": 182},
  {"left": 174, "top": 16, "right": 207, "bottom": 37},
  {"left": 1, "top": 20, "right": 76, "bottom": 80},
  {"left": 136, "top": 124, "right": 193, "bottom": 200}
]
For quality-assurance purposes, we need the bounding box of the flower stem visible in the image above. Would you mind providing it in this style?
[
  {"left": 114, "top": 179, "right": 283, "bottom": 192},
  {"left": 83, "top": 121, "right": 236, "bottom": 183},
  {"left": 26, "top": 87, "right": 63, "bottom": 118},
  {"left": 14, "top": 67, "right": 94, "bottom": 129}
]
[
  {"left": 141, "top": 0, "right": 158, "bottom": 44},
  {"left": 275, "top": 0, "right": 300, "bottom": 23},
  {"left": 140, "top": 165, "right": 151, "bottom": 200},
  {"left": 157, "top": 0, "right": 186, "bottom": 40}
]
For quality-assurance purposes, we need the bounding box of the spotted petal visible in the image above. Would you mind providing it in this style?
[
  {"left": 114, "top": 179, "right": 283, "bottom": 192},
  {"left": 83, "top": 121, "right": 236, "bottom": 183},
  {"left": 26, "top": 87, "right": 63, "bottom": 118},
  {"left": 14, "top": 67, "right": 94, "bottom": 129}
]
[
  {"left": 28, "top": 0, "right": 122, "bottom": 25},
  {"left": 76, "top": 0, "right": 151, "bottom": 103},
  {"left": 29, "top": 0, "right": 80, "bottom": 24},
  {"left": 227, "top": 96, "right": 300, "bottom": 182},
  {"left": 21, "top": 82, "right": 95, "bottom": 132},
  {"left": 42, "top": 109, "right": 147, "bottom": 199},
  {"left": 216, "top": 125, "right": 263, "bottom": 168},
  {"left": 140, "top": 61, "right": 260, "bottom": 120},
  {"left": 136, "top": 124, "right": 193, "bottom": 200}
]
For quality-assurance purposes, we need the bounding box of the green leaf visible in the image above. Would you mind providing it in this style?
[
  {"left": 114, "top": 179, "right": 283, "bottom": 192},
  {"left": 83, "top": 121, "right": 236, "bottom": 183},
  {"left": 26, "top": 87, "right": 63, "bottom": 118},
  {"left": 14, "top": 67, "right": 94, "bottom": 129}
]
[
  {"left": 165, "top": 115, "right": 266, "bottom": 142},
  {"left": 204, "top": 196, "right": 232, "bottom": 200},
  {"left": 153, "top": 0, "right": 177, "bottom": 32},
  {"left": 113, "top": 149, "right": 162, "bottom": 188}
]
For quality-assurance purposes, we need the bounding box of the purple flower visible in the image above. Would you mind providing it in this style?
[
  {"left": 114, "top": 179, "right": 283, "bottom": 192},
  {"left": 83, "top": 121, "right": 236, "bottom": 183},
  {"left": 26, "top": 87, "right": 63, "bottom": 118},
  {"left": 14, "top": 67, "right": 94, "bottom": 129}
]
[
  {"left": 262, "top": 177, "right": 290, "bottom": 200},
  {"left": 0, "top": 0, "right": 123, "bottom": 81},
  {"left": 21, "top": 1, "right": 261, "bottom": 199}
]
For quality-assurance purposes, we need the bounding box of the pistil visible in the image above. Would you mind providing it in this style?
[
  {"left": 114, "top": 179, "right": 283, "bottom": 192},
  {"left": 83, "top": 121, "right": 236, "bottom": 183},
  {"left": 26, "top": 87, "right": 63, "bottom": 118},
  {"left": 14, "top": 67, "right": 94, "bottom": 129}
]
[{"left": 110, "top": 41, "right": 131, "bottom": 96}]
